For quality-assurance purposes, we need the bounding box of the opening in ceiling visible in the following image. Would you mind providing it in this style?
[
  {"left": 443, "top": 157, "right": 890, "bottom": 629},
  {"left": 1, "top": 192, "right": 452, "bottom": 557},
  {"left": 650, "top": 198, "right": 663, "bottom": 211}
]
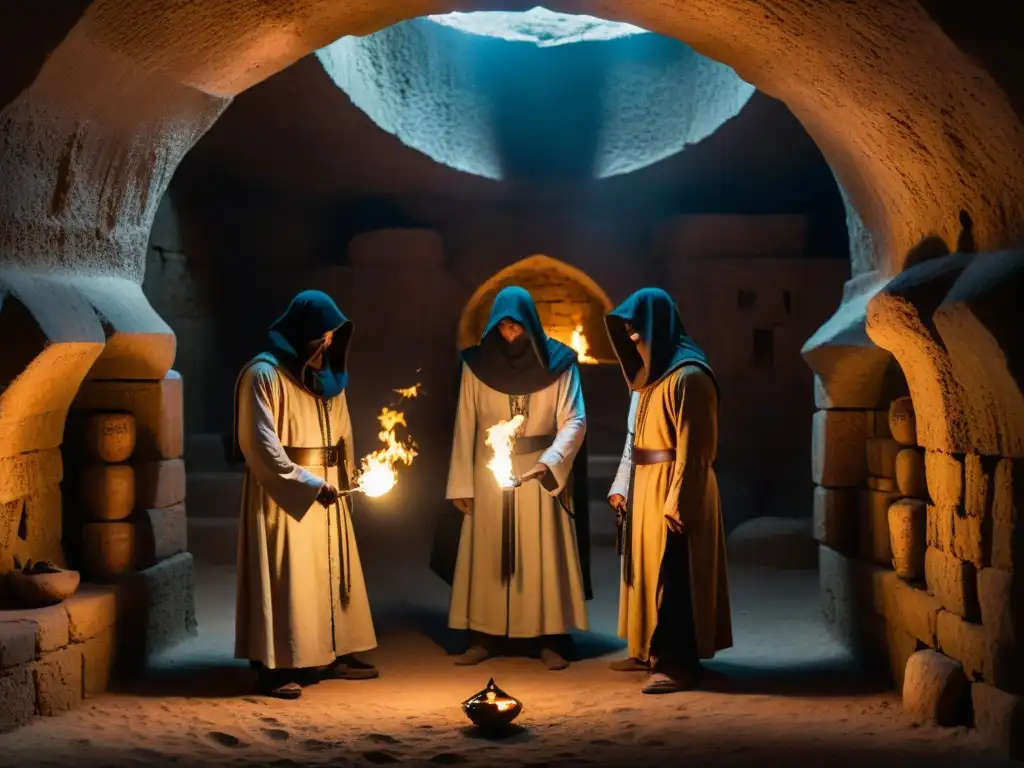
[{"left": 316, "top": 8, "right": 754, "bottom": 182}]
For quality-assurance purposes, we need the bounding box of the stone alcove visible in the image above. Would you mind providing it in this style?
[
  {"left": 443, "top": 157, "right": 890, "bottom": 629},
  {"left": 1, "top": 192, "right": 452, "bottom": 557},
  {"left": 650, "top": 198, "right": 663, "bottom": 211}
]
[{"left": 456, "top": 253, "right": 616, "bottom": 364}]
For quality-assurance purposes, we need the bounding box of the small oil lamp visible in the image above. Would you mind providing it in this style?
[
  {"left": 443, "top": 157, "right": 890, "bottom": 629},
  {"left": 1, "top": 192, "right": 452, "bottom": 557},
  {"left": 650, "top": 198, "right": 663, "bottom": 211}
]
[{"left": 461, "top": 678, "right": 523, "bottom": 731}]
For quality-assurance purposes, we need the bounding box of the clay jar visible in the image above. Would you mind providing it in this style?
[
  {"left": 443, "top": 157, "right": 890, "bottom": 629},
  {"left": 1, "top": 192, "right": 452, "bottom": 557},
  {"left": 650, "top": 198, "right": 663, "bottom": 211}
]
[
  {"left": 81, "top": 522, "right": 136, "bottom": 580},
  {"left": 79, "top": 464, "right": 136, "bottom": 521},
  {"left": 84, "top": 412, "right": 137, "bottom": 464}
]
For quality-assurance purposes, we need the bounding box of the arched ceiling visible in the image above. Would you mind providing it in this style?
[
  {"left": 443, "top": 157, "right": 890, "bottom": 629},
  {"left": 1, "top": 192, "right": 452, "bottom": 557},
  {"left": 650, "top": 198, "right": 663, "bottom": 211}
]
[{"left": 316, "top": 9, "right": 754, "bottom": 181}]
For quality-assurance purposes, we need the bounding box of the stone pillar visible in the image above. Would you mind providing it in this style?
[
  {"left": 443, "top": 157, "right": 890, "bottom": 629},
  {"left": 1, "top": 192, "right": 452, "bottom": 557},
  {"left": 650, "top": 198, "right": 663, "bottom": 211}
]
[{"left": 65, "top": 371, "right": 195, "bottom": 656}]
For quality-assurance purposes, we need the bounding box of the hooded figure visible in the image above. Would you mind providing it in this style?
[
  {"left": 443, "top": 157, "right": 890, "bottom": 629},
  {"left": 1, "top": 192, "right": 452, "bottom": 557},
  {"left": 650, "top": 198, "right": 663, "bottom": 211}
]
[
  {"left": 442, "top": 286, "right": 590, "bottom": 670},
  {"left": 232, "top": 290, "right": 377, "bottom": 700},
  {"left": 604, "top": 287, "right": 732, "bottom": 694}
]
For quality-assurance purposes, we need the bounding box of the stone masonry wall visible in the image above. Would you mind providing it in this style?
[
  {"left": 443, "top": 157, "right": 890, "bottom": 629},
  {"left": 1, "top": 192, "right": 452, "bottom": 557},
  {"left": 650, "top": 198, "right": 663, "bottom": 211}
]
[
  {"left": 0, "top": 371, "right": 196, "bottom": 733},
  {"left": 816, "top": 392, "right": 1024, "bottom": 758}
]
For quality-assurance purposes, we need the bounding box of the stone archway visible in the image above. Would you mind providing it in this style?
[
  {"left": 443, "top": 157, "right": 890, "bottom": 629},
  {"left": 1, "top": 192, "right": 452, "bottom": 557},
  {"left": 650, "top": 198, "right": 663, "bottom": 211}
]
[
  {"left": 1, "top": 0, "right": 1024, "bottom": 750},
  {"left": 456, "top": 254, "right": 615, "bottom": 362}
]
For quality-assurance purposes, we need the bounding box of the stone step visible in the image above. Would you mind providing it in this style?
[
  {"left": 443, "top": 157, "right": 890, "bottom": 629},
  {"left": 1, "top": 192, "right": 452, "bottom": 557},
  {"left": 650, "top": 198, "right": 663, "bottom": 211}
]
[
  {"left": 187, "top": 472, "right": 243, "bottom": 519},
  {"left": 184, "top": 433, "right": 233, "bottom": 473},
  {"left": 187, "top": 517, "right": 238, "bottom": 566}
]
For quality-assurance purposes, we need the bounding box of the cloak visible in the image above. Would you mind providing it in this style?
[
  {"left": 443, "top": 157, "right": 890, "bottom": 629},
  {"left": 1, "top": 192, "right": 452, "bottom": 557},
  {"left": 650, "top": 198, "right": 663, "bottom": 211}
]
[
  {"left": 430, "top": 286, "right": 593, "bottom": 600},
  {"left": 232, "top": 290, "right": 353, "bottom": 461},
  {"left": 604, "top": 287, "right": 718, "bottom": 395}
]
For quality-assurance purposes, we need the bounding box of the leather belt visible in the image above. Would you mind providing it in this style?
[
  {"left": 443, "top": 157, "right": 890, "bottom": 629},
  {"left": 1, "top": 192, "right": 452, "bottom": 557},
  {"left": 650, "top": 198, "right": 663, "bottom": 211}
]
[
  {"left": 283, "top": 441, "right": 347, "bottom": 468},
  {"left": 513, "top": 434, "right": 554, "bottom": 455},
  {"left": 631, "top": 447, "right": 674, "bottom": 465}
]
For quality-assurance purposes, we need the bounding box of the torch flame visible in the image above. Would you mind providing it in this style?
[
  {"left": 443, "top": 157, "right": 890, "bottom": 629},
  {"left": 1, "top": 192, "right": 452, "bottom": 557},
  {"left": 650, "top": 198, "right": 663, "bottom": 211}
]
[
  {"left": 486, "top": 414, "right": 525, "bottom": 489},
  {"left": 350, "top": 384, "right": 420, "bottom": 498},
  {"left": 570, "top": 324, "right": 597, "bottom": 364}
]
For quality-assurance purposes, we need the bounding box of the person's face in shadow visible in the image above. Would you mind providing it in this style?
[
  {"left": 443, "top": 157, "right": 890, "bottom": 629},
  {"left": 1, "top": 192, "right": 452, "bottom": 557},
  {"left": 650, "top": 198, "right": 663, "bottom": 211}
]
[
  {"left": 498, "top": 319, "right": 525, "bottom": 344},
  {"left": 305, "top": 329, "right": 334, "bottom": 370}
]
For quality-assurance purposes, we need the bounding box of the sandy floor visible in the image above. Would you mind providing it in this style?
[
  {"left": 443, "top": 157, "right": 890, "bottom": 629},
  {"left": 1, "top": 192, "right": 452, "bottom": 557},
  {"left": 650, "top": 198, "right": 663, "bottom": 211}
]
[{"left": 0, "top": 519, "right": 1015, "bottom": 767}]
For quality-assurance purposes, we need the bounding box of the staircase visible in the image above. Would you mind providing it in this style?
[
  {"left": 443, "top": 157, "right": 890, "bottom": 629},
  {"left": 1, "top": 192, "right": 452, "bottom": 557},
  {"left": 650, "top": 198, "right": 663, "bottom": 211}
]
[{"left": 185, "top": 434, "right": 244, "bottom": 566}]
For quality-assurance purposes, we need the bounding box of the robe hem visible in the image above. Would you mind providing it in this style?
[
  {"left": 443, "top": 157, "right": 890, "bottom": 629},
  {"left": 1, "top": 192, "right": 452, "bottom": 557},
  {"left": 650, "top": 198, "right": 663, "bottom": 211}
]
[
  {"left": 235, "top": 641, "right": 378, "bottom": 670},
  {"left": 450, "top": 619, "right": 589, "bottom": 638}
]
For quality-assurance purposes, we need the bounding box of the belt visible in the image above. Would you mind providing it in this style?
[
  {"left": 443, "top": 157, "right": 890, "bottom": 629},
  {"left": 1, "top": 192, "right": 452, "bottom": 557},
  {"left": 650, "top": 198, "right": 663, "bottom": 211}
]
[
  {"left": 631, "top": 447, "right": 674, "bottom": 465},
  {"left": 513, "top": 434, "right": 554, "bottom": 455},
  {"left": 283, "top": 441, "right": 347, "bottom": 468}
]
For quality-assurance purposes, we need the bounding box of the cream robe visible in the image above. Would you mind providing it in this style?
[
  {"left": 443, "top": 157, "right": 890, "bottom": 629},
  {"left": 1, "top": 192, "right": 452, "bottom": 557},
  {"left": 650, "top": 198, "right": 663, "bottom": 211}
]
[
  {"left": 446, "top": 363, "right": 589, "bottom": 638},
  {"left": 234, "top": 357, "right": 377, "bottom": 669},
  {"left": 609, "top": 364, "right": 732, "bottom": 662}
]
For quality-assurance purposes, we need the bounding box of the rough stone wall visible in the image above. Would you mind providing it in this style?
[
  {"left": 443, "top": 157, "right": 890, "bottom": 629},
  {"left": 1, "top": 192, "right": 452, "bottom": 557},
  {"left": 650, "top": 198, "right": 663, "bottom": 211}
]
[
  {"left": 1, "top": 0, "right": 1024, "bottom": 749},
  {"left": 809, "top": 249, "right": 1024, "bottom": 758},
  {"left": 458, "top": 254, "right": 615, "bottom": 361}
]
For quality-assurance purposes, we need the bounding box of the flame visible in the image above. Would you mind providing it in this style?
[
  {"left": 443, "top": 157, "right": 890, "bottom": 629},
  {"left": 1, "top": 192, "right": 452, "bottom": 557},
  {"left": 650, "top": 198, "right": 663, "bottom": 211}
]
[
  {"left": 570, "top": 324, "right": 597, "bottom": 364},
  {"left": 393, "top": 383, "right": 423, "bottom": 399},
  {"left": 486, "top": 414, "right": 524, "bottom": 489},
  {"left": 351, "top": 384, "right": 420, "bottom": 498}
]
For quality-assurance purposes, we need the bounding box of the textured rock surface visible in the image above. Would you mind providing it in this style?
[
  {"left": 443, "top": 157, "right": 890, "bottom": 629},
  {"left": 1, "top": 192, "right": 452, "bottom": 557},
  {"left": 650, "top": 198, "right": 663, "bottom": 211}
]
[
  {"left": 812, "top": 410, "right": 867, "bottom": 487},
  {"left": 896, "top": 448, "right": 928, "bottom": 499},
  {"left": 133, "top": 503, "right": 187, "bottom": 568},
  {"left": 889, "top": 396, "right": 917, "bottom": 446},
  {"left": 72, "top": 375, "right": 184, "bottom": 461},
  {"left": 925, "top": 546, "right": 979, "bottom": 621},
  {"left": 81, "top": 522, "right": 136, "bottom": 580},
  {"left": 859, "top": 489, "right": 900, "bottom": 567},
  {"left": 866, "top": 255, "right": 974, "bottom": 454},
  {"left": 134, "top": 459, "right": 186, "bottom": 510},
  {"left": 78, "top": 463, "right": 135, "bottom": 522},
  {"left": 866, "top": 437, "right": 901, "bottom": 479},
  {"left": 936, "top": 610, "right": 990, "bottom": 681},
  {"left": 925, "top": 451, "right": 964, "bottom": 508},
  {"left": 889, "top": 498, "right": 927, "bottom": 582},
  {"left": 318, "top": 17, "right": 755, "bottom": 181},
  {"left": 931, "top": 250, "right": 1024, "bottom": 458},
  {"left": 972, "top": 683, "right": 1024, "bottom": 759},
  {"left": 82, "top": 412, "right": 136, "bottom": 464},
  {"left": 902, "top": 649, "right": 970, "bottom": 726},
  {"left": 813, "top": 486, "right": 858, "bottom": 555}
]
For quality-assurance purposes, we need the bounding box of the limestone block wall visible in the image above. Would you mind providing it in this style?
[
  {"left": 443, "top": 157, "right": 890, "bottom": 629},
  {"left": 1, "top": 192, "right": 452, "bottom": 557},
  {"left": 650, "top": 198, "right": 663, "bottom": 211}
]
[
  {"left": 0, "top": 556, "right": 196, "bottom": 733},
  {"left": 456, "top": 253, "right": 616, "bottom": 362},
  {"left": 811, "top": 249, "right": 1024, "bottom": 758},
  {"left": 0, "top": 372, "right": 197, "bottom": 733}
]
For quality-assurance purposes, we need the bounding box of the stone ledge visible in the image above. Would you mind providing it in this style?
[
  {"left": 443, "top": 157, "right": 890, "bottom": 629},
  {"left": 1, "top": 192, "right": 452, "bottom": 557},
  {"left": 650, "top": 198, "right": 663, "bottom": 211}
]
[{"left": 0, "top": 551, "right": 196, "bottom": 732}]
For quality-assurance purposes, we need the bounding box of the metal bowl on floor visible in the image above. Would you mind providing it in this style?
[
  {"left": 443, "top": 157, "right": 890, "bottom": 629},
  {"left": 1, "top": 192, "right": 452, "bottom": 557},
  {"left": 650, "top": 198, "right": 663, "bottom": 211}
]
[
  {"left": 8, "top": 568, "right": 81, "bottom": 607},
  {"left": 462, "top": 678, "right": 523, "bottom": 731}
]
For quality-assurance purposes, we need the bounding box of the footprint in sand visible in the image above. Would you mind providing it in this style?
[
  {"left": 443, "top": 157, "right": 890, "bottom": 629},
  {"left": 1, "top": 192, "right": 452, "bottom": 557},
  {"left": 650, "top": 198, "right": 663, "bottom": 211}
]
[
  {"left": 368, "top": 733, "right": 401, "bottom": 745},
  {"left": 129, "top": 748, "right": 167, "bottom": 760},
  {"left": 364, "top": 750, "right": 401, "bottom": 764},
  {"left": 207, "top": 731, "right": 246, "bottom": 748},
  {"left": 262, "top": 728, "right": 291, "bottom": 742},
  {"left": 429, "top": 754, "right": 467, "bottom": 765},
  {"left": 301, "top": 738, "right": 345, "bottom": 752},
  {"left": 589, "top": 739, "right": 616, "bottom": 747}
]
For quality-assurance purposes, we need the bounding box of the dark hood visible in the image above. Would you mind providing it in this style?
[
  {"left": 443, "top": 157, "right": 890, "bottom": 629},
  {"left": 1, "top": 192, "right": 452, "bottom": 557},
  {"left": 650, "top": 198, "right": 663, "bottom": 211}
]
[
  {"left": 267, "top": 289, "right": 352, "bottom": 398},
  {"left": 461, "top": 285, "right": 577, "bottom": 396},
  {"left": 605, "top": 287, "right": 716, "bottom": 392}
]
